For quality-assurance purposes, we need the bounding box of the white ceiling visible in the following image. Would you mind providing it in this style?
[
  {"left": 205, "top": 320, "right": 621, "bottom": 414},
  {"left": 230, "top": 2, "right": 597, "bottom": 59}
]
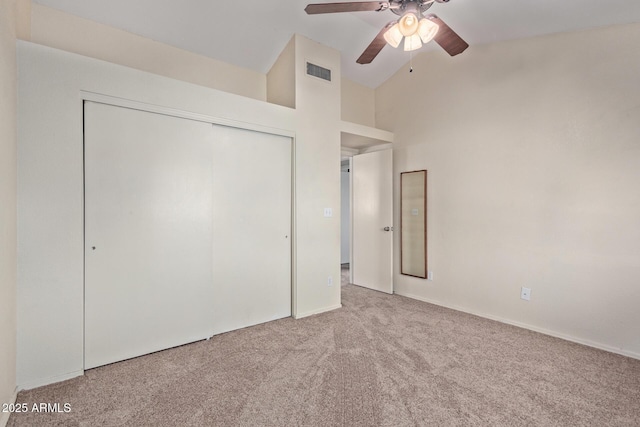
[{"left": 33, "top": 0, "right": 640, "bottom": 88}]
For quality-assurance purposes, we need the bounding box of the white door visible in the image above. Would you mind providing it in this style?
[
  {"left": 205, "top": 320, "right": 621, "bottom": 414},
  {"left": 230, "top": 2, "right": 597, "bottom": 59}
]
[
  {"left": 84, "top": 102, "right": 292, "bottom": 369},
  {"left": 84, "top": 102, "right": 216, "bottom": 369},
  {"left": 352, "top": 149, "right": 393, "bottom": 293},
  {"left": 210, "top": 125, "right": 292, "bottom": 335}
]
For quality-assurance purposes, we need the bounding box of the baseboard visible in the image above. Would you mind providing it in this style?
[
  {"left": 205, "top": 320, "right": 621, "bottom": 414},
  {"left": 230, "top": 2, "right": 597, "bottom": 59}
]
[
  {"left": 0, "top": 387, "right": 18, "bottom": 427},
  {"left": 294, "top": 303, "right": 342, "bottom": 319},
  {"left": 18, "top": 370, "right": 84, "bottom": 392},
  {"left": 395, "top": 291, "right": 640, "bottom": 361}
]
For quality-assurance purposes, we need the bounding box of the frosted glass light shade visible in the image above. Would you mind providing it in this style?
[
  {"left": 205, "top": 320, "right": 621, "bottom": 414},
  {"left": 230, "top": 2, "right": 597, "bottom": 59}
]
[
  {"left": 398, "top": 12, "right": 419, "bottom": 37},
  {"left": 383, "top": 23, "right": 403, "bottom": 48},
  {"left": 404, "top": 33, "right": 422, "bottom": 51},
  {"left": 418, "top": 18, "right": 439, "bottom": 43}
]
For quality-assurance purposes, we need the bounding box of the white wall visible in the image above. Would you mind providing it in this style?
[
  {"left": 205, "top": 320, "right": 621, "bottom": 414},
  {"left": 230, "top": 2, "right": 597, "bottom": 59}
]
[
  {"left": 0, "top": 1, "right": 19, "bottom": 423},
  {"left": 292, "top": 35, "right": 342, "bottom": 316},
  {"left": 267, "top": 36, "right": 296, "bottom": 109},
  {"left": 376, "top": 23, "right": 640, "bottom": 358},
  {"left": 17, "top": 38, "right": 341, "bottom": 388},
  {"left": 341, "top": 78, "right": 375, "bottom": 127},
  {"left": 30, "top": 4, "right": 267, "bottom": 101}
]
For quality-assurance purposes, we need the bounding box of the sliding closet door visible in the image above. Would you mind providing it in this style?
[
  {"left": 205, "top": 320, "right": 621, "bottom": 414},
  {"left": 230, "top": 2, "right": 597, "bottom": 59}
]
[
  {"left": 210, "top": 125, "right": 292, "bottom": 334},
  {"left": 84, "top": 102, "right": 216, "bottom": 369},
  {"left": 85, "top": 102, "right": 292, "bottom": 369}
]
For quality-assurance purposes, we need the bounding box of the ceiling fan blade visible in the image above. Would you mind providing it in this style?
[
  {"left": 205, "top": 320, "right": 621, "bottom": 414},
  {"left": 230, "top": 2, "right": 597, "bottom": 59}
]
[
  {"left": 356, "top": 21, "right": 395, "bottom": 64},
  {"left": 305, "top": 2, "right": 389, "bottom": 14},
  {"left": 426, "top": 14, "right": 469, "bottom": 56}
]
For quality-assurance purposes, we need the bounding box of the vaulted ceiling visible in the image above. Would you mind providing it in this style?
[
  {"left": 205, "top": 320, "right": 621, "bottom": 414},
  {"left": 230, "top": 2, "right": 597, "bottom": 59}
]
[{"left": 33, "top": 0, "right": 640, "bottom": 88}]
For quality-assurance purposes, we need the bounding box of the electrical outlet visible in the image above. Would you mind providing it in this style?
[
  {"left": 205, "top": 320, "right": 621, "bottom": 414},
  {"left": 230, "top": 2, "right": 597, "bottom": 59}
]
[
  {"left": 323, "top": 208, "right": 333, "bottom": 217},
  {"left": 428, "top": 271, "right": 433, "bottom": 281},
  {"left": 327, "top": 276, "right": 333, "bottom": 286},
  {"left": 521, "top": 287, "right": 531, "bottom": 301}
]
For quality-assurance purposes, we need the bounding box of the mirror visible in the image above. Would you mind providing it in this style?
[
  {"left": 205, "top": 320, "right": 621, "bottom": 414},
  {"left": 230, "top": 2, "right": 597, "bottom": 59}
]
[{"left": 401, "top": 170, "right": 427, "bottom": 278}]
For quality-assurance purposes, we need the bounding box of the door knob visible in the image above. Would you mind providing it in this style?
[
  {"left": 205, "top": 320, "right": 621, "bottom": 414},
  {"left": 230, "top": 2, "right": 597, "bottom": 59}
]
[{"left": 383, "top": 226, "right": 393, "bottom": 231}]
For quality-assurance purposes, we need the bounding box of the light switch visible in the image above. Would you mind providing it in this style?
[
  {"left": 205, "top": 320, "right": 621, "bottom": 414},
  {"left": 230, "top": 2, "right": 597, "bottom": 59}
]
[{"left": 324, "top": 208, "right": 333, "bottom": 217}]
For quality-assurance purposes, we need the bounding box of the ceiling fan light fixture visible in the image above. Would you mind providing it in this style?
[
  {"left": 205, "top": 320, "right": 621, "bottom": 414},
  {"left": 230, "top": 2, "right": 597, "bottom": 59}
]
[
  {"left": 403, "top": 33, "right": 422, "bottom": 51},
  {"left": 398, "top": 12, "right": 419, "bottom": 37},
  {"left": 418, "top": 18, "right": 439, "bottom": 43},
  {"left": 304, "top": 1, "right": 469, "bottom": 64},
  {"left": 383, "top": 23, "right": 403, "bottom": 48}
]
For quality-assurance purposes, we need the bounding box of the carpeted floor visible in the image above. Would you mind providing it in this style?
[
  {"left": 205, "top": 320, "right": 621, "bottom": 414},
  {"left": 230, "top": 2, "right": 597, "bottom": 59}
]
[{"left": 9, "top": 267, "right": 640, "bottom": 426}]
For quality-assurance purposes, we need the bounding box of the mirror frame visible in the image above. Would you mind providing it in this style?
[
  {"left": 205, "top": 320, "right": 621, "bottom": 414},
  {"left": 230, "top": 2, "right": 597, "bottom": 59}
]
[{"left": 400, "top": 170, "right": 427, "bottom": 278}]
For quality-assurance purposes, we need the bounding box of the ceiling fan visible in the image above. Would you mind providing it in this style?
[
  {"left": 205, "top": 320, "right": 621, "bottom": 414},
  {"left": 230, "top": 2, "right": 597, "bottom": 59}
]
[{"left": 305, "top": 0, "right": 468, "bottom": 64}]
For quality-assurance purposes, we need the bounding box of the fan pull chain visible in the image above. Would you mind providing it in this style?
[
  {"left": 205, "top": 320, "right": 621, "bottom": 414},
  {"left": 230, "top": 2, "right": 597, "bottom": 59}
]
[{"left": 409, "top": 51, "right": 413, "bottom": 73}]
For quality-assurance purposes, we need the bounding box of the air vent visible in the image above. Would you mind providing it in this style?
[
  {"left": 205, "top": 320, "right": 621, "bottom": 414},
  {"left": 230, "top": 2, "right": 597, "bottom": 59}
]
[{"left": 306, "top": 62, "right": 332, "bottom": 82}]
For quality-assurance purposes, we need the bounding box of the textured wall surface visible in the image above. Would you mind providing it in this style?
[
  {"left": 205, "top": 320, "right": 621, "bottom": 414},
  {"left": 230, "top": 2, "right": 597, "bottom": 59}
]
[
  {"left": 0, "top": 0, "right": 18, "bottom": 423},
  {"left": 377, "top": 22, "right": 640, "bottom": 357}
]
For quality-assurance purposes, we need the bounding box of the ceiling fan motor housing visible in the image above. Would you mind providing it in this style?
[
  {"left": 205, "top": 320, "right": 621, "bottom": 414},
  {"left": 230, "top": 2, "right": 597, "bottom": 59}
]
[{"left": 390, "top": 0, "right": 434, "bottom": 17}]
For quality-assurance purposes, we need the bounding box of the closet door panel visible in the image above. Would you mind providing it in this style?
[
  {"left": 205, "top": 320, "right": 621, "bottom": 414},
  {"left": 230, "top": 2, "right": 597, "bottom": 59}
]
[
  {"left": 210, "top": 125, "right": 292, "bottom": 334},
  {"left": 84, "top": 102, "right": 215, "bottom": 369}
]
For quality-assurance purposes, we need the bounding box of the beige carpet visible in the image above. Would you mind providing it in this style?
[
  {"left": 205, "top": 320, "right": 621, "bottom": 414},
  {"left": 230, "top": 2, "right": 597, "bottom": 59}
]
[{"left": 9, "top": 269, "right": 640, "bottom": 426}]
